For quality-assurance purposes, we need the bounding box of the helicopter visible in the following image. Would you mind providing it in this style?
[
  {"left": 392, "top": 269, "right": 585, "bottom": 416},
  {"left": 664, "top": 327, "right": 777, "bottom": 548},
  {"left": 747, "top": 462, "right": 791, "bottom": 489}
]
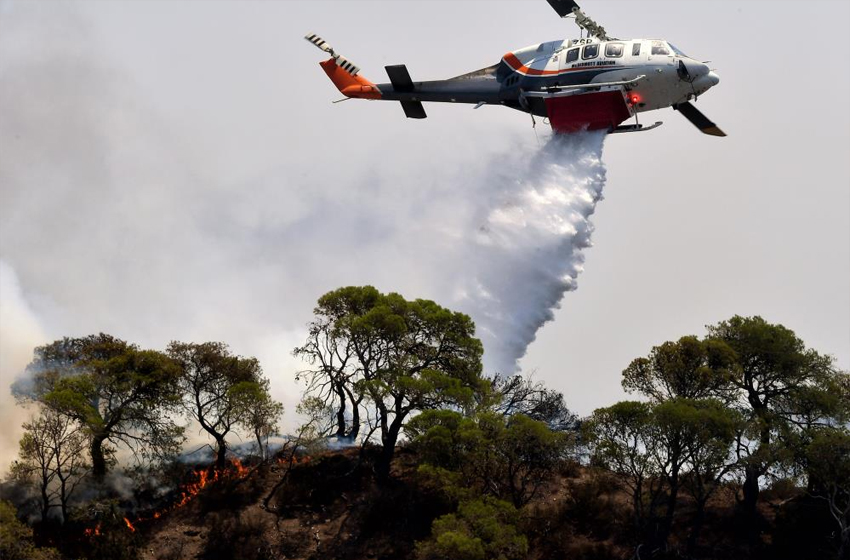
[{"left": 305, "top": 0, "right": 725, "bottom": 136}]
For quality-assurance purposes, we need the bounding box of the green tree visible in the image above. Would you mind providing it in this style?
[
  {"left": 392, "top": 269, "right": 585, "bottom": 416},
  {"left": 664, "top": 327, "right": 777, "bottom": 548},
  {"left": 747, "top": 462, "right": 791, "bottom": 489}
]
[
  {"left": 409, "top": 410, "right": 569, "bottom": 508},
  {"left": 587, "top": 399, "right": 740, "bottom": 549},
  {"left": 23, "top": 334, "right": 184, "bottom": 479},
  {"left": 650, "top": 398, "right": 739, "bottom": 549},
  {"left": 706, "top": 316, "right": 838, "bottom": 525},
  {"left": 12, "top": 407, "right": 89, "bottom": 522},
  {"left": 168, "top": 341, "right": 266, "bottom": 470},
  {"left": 294, "top": 289, "right": 369, "bottom": 440},
  {"left": 622, "top": 335, "right": 736, "bottom": 402},
  {"left": 584, "top": 401, "right": 657, "bottom": 532},
  {"left": 416, "top": 497, "right": 528, "bottom": 560},
  {"left": 230, "top": 378, "right": 284, "bottom": 462},
  {"left": 680, "top": 400, "right": 742, "bottom": 554},
  {"left": 296, "top": 286, "right": 486, "bottom": 480}
]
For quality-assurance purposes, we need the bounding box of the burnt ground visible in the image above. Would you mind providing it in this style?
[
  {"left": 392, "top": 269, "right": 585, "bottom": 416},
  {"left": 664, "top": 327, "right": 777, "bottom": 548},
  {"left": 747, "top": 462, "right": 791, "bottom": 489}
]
[{"left": 100, "top": 447, "right": 835, "bottom": 560}]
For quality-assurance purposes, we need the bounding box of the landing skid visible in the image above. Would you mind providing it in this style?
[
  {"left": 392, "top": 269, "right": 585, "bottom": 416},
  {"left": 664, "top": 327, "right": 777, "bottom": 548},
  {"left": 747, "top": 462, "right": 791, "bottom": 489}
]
[{"left": 610, "top": 121, "right": 663, "bottom": 134}]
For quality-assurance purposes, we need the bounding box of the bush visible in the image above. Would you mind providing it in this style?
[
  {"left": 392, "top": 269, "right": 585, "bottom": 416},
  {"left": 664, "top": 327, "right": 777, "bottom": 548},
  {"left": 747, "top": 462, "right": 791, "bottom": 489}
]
[
  {"left": 416, "top": 497, "right": 528, "bottom": 560},
  {"left": 0, "top": 501, "right": 61, "bottom": 560}
]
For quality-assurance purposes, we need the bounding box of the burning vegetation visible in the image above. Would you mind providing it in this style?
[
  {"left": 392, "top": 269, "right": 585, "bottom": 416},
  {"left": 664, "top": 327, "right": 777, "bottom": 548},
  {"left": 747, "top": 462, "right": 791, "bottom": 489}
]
[{"left": 1, "top": 288, "right": 848, "bottom": 560}]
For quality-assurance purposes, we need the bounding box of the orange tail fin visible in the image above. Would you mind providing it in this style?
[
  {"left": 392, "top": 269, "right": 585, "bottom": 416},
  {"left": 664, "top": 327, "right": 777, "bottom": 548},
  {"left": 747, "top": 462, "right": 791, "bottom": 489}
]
[{"left": 319, "top": 59, "right": 381, "bottom": 100}]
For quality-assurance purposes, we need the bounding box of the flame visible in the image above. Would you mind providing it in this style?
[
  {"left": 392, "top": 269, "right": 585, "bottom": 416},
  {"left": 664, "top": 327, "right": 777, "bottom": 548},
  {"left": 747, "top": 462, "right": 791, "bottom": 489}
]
[
  {"left": 84, "top": 458, "right": 251, "bottom": 538},
  {"left": 276, "top": 453, "right": 312, "bottom": 467},
  {"left": 84, "top": 523, "right": 102, "bottom": 537}
]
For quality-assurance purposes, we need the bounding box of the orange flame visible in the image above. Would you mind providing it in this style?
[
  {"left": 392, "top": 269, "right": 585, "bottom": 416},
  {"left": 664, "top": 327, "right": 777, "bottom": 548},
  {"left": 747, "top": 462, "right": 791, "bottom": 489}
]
[
  {"left": 84, "top": 458, "right": 254, "bottom": 538},
  {"left": 84, "top": 523, "right": 102, "bottom": 537}
]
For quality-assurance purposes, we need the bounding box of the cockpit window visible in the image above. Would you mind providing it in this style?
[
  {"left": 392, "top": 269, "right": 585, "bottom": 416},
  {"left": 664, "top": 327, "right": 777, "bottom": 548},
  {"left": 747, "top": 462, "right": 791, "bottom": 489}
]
[
  {"left": 605, "top": 43, "right": 624, "bottom": 58},
  {"left": 632, "top": 43, "right": 642, "bottom": 56},
  {"left": 566, "top": 47, "right": 579, "bottom": 63},
  {"left": 667, "top": 43, "right": 689, "bottom": 57},
  {"left": 651, "top": 41, "right": 670, "bottom": 56},
  {"left": 582, "top": 44, "right": 599, "bottom": 59}
]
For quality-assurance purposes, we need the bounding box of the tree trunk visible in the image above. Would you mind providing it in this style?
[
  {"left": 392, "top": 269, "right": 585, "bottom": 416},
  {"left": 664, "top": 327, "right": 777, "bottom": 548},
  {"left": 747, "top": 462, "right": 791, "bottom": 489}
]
[
  {"left": 59, "top": 475, "right": 69, "bottom": 524},
  {"left": 632, "top": 479, "right": 644, "bottom": 532},
  {"left": 40, "top": 476, "right": 51, "bottom": 522},
  {"left": 91, "top": 434, "right": 108, "bottom": 480},
  {"left": 376, "top": 414, "right": 404, "bottom": 482},
  {"left": 255, "top": 428, "right": 265, "bottom": 462},
  {"left": 349, "top": 398, "right": 360, "bottom": 441},
  {"left": 334, "top": 382, "right": 347, "bottom": 438},
  {"left": 660, "top": 448, "right": 682, "bottom": 547},
  {"left": 215, "top": 436, "right": 228, "bottom": 470},
  {"left": 741, "top": 463, "right": 760, "bottom": 520}
]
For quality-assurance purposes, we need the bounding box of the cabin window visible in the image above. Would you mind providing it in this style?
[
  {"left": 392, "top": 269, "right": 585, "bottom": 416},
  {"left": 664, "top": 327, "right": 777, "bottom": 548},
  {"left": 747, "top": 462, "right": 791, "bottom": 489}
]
[
  {"left": 566, "top": 48, "right": 579, "bottom": 63},
  {"left": 605, "top": 43, "right": 624, "bottom": 58},
  {"left": 668, "top": 43, "right": 689, "bottom": 57},
  {"left": 582, "top": 44, "right": 599, "bottom": 59},
  {"left": 651, "top": 41, "right": 670, "bottom": 55},
  {"left": 632, "top": 43, "right": 642, "bottom": 56}
]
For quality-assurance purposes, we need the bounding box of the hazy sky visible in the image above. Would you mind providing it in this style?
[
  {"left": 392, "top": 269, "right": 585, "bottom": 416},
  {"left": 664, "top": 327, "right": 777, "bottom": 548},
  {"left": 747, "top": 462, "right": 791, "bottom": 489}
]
[{"left": 1, "top": 0, "right": 848, "bottom": 462}]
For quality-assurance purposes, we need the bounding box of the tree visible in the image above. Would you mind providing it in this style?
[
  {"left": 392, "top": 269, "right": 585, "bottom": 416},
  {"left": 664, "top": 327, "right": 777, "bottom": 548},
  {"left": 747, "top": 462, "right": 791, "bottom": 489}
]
[
  {"left": 622, "top": 335, "right": 736, "bottom": 402},
  {"left": 12, "top": 407, "right": 89, "bottom": 522},
  {"left": 804, "top": 428, "right": 850, "bottom": 559},
  {"left": 679, "top": 401, "right": 742, "bottom": 554},
  {"left": 587, "top": 399, "right": 741, "bottom": 549},
  {"left": 706, "top": 316, "right": 838, "bottom": 525},
  {"left": 650, "top": 398, "right": 739, "bottom": 549},
  {"left": 230, "top": 378, "right": 284, "bottom": 462},
  {"left": 293, "top": 289, "right": 370, "bottom": 440},
  {"left": 585, "top": 401, "right": 657, "bottom": 533},
  {"left": 23, "top": 334, "right": 184, "bottom": 479},
  {"left": 168, "top": 341, "right": 266, "bottom": 470},
  {"left": 490, "top": 373, "right": 578, "bottom": 432},
  {"left": 409, "top": 410, "right": 569, "bottom": 508},
  {"left": 296, "top": 286, "right": 486, "bottom": 480}
]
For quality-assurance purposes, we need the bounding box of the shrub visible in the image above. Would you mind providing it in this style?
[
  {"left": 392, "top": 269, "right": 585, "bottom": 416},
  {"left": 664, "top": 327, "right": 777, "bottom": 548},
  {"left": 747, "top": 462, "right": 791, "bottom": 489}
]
[{"left": 416, "top": 497, "right": 528, "bottom": 560}]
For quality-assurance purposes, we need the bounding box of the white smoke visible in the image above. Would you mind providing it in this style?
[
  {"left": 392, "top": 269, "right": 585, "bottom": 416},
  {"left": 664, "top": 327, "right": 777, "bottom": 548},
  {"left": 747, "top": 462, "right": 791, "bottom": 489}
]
[
  {"left": 0, "top": 3, "right": 609, "bottom": 458},
  {"left": 451, "top": 132, "right": 607, "bottom": 374},
  {"left": 0, "top": 261, "right": 48, "bottom": 476}
]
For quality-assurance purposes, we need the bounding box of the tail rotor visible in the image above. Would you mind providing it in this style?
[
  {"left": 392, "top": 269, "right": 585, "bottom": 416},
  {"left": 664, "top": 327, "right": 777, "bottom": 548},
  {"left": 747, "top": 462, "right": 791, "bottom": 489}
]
[{"left": 305, "top": 33, "right": 361, "bottom": 76}]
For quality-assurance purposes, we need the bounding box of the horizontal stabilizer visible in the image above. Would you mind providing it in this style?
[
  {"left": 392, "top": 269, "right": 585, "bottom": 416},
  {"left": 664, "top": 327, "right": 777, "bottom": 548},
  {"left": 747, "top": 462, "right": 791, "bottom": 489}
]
[
  {"left": 385, "top": 65, "right": 416, "bottom": 92},
  {"left": 400, "top": 101, "right": 427, "bottom": 119}
]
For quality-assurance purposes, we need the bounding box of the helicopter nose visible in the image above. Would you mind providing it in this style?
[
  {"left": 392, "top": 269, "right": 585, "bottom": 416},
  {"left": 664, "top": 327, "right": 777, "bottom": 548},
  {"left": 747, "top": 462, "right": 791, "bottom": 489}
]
[{"left": 691, "top": 70, "right": 720, "bottom": 94}]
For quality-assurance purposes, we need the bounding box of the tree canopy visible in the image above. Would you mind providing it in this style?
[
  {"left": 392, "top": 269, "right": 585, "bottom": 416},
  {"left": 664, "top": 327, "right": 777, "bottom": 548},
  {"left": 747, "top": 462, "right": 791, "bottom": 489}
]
[{"left": 295, "top": 286, "right": 487, "bottom": 479}]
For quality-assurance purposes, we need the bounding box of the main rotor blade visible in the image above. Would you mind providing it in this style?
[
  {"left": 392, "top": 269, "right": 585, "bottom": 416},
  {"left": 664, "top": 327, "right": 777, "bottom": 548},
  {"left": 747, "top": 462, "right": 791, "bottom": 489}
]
[
  {"left": 547, "top": 0, "right": 580, "bottom": 18},
  {"left": 674, "top": 101, "right": 726, "bottom": 137}
]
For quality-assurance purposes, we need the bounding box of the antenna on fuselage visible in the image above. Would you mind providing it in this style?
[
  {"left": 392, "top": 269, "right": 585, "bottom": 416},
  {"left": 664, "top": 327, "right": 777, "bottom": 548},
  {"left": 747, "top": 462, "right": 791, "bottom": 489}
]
[{"left": 546, "top": 0, "right": 614, "bottom": 41}]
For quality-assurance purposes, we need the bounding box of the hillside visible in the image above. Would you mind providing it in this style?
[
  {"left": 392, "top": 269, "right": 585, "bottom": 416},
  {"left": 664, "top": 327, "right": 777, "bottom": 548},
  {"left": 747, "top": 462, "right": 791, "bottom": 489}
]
[{"left": 58, "top": 446, "right": 831, "bottom": 560}]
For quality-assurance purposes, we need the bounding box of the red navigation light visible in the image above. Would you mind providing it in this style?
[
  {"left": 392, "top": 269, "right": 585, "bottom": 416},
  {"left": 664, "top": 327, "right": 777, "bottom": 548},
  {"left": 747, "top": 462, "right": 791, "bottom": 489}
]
[{"left": 629, "top": 94, "right": 641, "bottom": 105}]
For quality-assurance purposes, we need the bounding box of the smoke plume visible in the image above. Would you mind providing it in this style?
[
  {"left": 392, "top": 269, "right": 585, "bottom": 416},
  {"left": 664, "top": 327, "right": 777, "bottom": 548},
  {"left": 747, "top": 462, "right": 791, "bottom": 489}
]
[
  {"left": 0, "top": 3, "right": 608, "bottom": 455},
  {"left": 0, "top": 261, "right": 48, "bottom": 475}
]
